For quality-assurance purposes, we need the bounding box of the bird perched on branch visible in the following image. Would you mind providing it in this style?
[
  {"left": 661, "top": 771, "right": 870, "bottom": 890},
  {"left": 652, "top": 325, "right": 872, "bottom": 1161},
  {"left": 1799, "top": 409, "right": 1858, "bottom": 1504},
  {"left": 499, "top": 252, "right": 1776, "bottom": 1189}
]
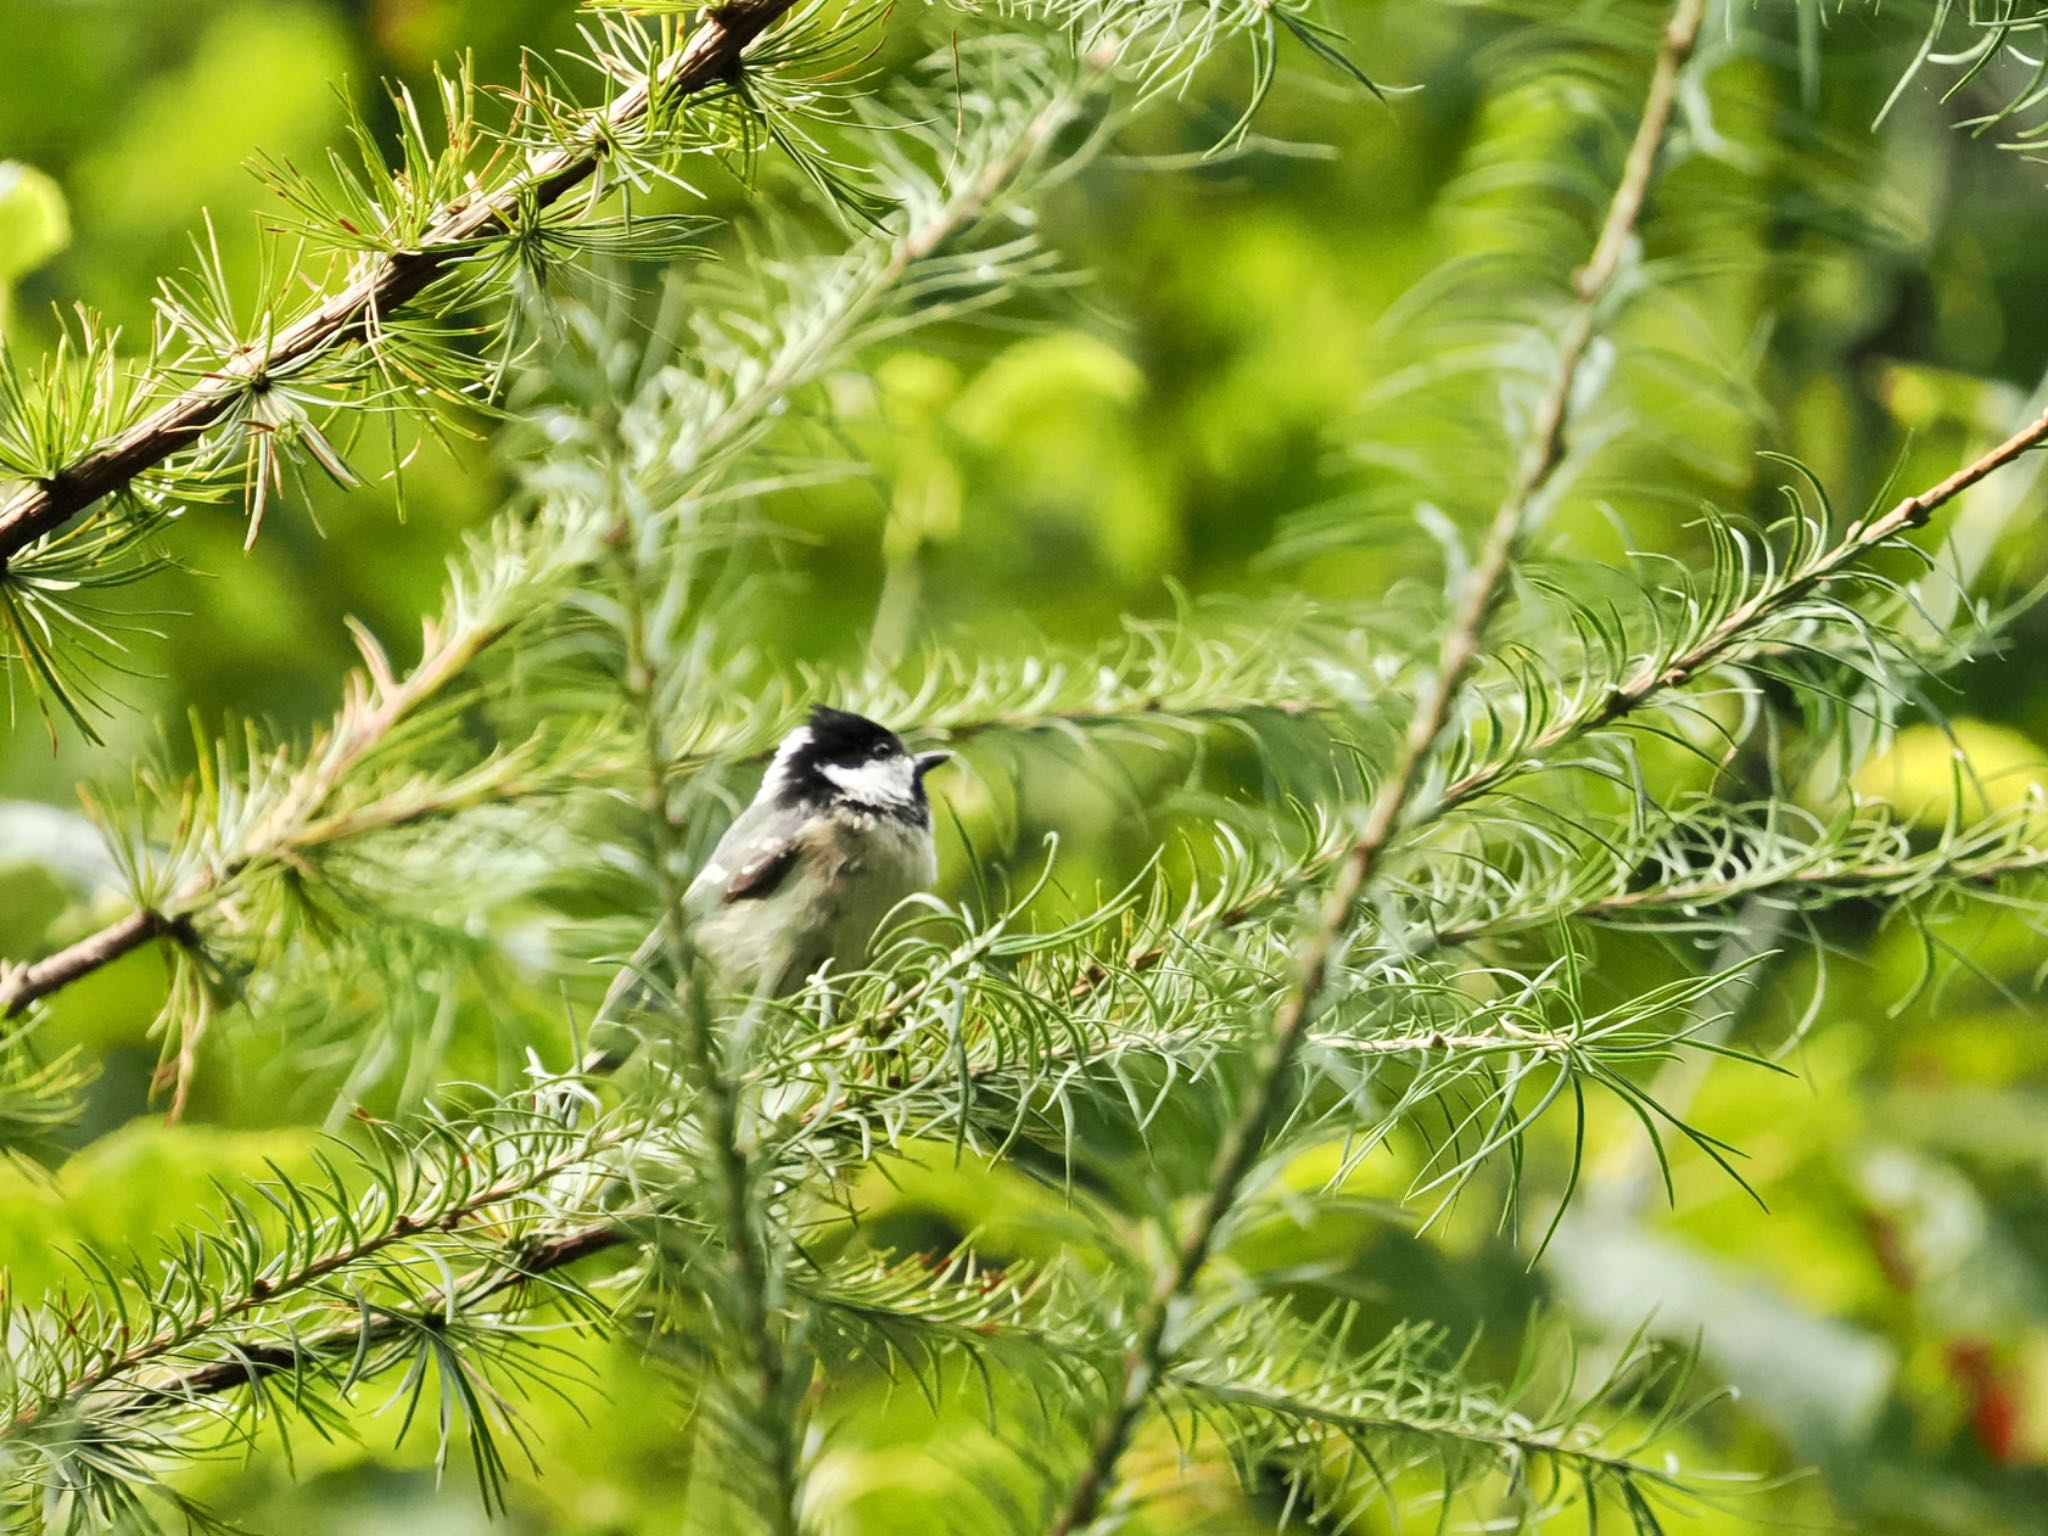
[{"left": 586, "top": 705, "right": 949, "bottom": 1068}]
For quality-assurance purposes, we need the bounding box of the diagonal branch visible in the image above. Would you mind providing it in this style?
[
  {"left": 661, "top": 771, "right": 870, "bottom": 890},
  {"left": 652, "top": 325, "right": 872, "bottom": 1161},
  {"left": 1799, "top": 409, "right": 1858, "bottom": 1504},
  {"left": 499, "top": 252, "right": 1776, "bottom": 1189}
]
[
  {"left": 1437, "top": 407, "right": 2048, "bottom": 808},
  {"left": 0, "top": 0, "right": 798, "bottom": 568},
  {"left": 1044, "top": 2, "right": 1713, "bottom": 1527},
  {"left": 4, "top": 1119, "right": 624, "bottom": 1437},
  {"left": 1045, "top": 393, "right": 2048, "bottom": 1015},
  {"left": 0, "top": 603, "right": 518, "bottom": 1020},
  {"left": 111, "top": 1221, "right": 625, "bottom": 1416}
]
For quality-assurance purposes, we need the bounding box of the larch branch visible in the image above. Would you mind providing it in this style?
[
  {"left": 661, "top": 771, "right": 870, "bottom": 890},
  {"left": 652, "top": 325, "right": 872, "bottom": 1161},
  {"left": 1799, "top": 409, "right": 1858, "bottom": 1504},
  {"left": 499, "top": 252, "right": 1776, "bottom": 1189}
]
[
  {"left": 1044, "top": 1, "right": 1713, "bottom": 1527},
  {"left": 0, "top": 0, "right": 799, "bottom": 567}
]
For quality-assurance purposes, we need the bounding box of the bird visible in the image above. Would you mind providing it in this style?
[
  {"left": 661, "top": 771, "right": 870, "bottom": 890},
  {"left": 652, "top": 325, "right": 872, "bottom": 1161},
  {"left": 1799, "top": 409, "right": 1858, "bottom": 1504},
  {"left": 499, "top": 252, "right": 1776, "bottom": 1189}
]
[{"left": 586, "top": 705, "right": 949, "bottom": 1067}]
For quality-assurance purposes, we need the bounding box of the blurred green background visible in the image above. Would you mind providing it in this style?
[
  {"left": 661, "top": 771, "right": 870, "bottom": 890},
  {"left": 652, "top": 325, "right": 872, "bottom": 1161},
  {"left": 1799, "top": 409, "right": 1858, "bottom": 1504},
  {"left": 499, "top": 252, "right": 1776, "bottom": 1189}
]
[{"left": 5, "top": 1, "right": 2048, "bottom": 1531}]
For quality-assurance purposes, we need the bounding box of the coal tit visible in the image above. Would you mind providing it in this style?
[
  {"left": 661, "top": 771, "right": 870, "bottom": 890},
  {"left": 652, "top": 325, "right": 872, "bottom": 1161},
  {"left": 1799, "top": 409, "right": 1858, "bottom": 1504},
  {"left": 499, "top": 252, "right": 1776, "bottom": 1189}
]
[
  {"left": 687, "top": 704, "right": 950, "bottom": 996},
  {"left": 590, "top": 706, "right": 949, "bottom": 1058}
]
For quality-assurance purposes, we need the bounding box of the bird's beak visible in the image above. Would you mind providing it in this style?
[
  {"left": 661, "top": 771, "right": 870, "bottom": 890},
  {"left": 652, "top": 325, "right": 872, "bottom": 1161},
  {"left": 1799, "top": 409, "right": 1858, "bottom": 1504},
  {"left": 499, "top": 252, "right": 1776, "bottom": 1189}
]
[{"left": 913, "top": 750, "right": 951, "bottom": 779}]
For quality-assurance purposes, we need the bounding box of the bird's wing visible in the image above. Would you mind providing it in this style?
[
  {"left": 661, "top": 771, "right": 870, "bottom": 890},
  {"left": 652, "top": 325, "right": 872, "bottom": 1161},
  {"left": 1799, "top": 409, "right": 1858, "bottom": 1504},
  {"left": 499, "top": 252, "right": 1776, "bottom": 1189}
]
[
  {"left": 588, "top": 802, "right": 812, "bottom": 1065},
  {"left": 720, "top": 839, "right": 802, "bottom": 903},
  {"left": 686, "top": 800, "right": 809, "bottom": 910}
]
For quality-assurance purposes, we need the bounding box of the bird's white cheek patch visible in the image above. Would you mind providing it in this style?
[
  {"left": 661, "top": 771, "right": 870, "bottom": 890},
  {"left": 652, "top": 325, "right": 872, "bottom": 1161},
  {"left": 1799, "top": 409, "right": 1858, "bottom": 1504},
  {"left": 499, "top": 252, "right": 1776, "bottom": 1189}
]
[
  {"left": 764, "top": 727, "right": 814, "bottom": 793},
  {"left": 821, "top": 757, "right": 916, "bottom": 805}
]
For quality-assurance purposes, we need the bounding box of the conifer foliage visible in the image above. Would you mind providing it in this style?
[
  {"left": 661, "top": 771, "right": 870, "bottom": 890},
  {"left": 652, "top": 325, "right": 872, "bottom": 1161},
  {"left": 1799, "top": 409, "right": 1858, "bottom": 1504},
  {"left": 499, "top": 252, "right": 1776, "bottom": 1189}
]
[{"left": 3, "top": 1, "right": 2048, "bottom": 1532}]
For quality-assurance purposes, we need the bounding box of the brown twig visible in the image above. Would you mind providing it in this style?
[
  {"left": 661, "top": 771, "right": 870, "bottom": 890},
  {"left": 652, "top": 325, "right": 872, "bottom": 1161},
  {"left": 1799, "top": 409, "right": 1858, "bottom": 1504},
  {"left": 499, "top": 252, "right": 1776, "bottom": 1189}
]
[
  {"left": 0, "top": 909, "right": 187, "bottom": 1019},
  {"left": 0, "top": 1, "right": 798, "bottom": 569}
]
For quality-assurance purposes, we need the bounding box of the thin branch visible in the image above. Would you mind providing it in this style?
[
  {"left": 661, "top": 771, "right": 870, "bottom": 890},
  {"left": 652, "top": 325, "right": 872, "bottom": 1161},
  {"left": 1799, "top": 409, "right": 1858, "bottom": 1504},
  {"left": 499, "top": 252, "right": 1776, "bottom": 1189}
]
[
  {"left": 0, "top": 0, "right": 799, "bottom": 568},
  {"left": 0, "top": 604, "right": 512, "bottom": 1020},
  {"left": 1437, "top": 835, "right": 2048, "bottom": 948},
  {"left": 4, "top": 1122, "right": 621, "bottom": 1436},
  {"left": 0, "top": 909, "right": 188, "bottom": 1018},
  {"left": 1438, "top": 402, "right": 2048, "bottom": 809},
  {"left": 614, "top": 534, "right": 806, "bottom": 1534},
  {"left": 118, "top": 1220, "right": 625, "bottom": 1413},
  {"left": 1170, "top": 1373, "right": 1685, "bottom": 1490},
  {"left": 1044, "top": 2, "right": 1712, "bottom": 1526}
]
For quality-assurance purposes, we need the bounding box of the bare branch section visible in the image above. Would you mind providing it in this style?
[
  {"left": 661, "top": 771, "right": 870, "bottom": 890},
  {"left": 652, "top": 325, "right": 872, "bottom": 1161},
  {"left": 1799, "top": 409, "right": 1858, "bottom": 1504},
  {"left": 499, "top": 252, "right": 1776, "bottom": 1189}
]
[
  {"left": 1046, "top": 1, "right": 1713, "bottom": 1527},
  {"left": 0, "top": 909, "right": 184, "bottom": 1016},
  {"left": 0, "top": 0, "right": 797, "bottom": 568}
]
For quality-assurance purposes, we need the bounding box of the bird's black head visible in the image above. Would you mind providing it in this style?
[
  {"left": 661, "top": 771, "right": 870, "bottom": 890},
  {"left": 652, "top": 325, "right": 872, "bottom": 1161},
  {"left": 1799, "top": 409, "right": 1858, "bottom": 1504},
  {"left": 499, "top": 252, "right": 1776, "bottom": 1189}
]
[
  {"left": 804, "top": 704, "right": 901, "bottom": 765},
  {"left": 767, "top": 705, "right": 949, "bottom": 821}
]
